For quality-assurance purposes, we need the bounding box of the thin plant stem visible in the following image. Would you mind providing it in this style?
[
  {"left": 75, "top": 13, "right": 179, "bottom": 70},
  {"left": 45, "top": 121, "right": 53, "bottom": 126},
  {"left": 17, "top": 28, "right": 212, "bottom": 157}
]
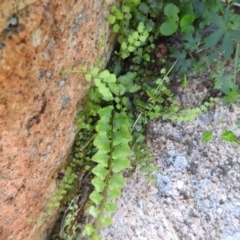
[
  {"left": 131, "top": 60, "right": 178, "bottom": 131},
  {"left": 233, "top": 43, "right": 239, "bottom": 86}
]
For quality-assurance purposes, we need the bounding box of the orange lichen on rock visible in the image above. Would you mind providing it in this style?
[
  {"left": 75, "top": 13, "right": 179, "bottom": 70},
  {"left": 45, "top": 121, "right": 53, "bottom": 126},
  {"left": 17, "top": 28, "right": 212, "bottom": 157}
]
[{"left": 0, "top": 0, "right": 117, "bottom": 239}]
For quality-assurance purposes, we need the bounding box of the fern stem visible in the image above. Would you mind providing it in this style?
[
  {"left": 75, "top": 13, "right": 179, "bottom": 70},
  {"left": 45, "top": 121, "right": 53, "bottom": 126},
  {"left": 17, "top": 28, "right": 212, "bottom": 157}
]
[
  {"left": 91, "top": 112, "right": 115, "bottom": 239},
  {"left": 233, "top": 43, "right": 239, "bottom": 86}
]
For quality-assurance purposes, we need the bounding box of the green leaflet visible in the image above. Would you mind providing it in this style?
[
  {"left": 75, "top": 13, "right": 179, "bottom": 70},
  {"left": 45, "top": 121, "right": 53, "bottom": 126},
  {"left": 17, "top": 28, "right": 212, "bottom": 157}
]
[
  {"left": 112, "top": 112, "right": 130, "bottom": 131},
  {"left": 112, "top": 142, "right": 132, "bottom": 159},
  {"left": 98, "top": 106, "right": 114, "bottom": 118},
  {"left": 94, "top": 80, "right": 113, "bottom": 101},
  {"left": 112, "top": 125, "right": 132, "bottom": 146},
  {"left": 84, "top": 223, "right": 95, "bottom": 236},
  {"left": 96, "top": 116, "right": 111, "bottom": 133},
  {"left": 108, "top": 187, "right": 121, "bottom": 199},
  {"left": 89, "top": 206, "right": 100, "bottom": 218},
  {"left": 90, "top": 191, "right": 104, "bottom": 205},
  {"left": 92, "top": 150, "right": 109, "bottom": 167},
  {"left": 92, "top": 164, "right": 108, "bottom": 181},
  {"left": 112, "top": 157, "right": 131, "bottom": 173},
  {"left": 93, "top": 132, "right": 111, "bottom": 153},
  {"left": 160, "top": 3, "right": 179, "bottom": 36},
  {"left": 101, "top": 216, "right": 112, "bottom": 227},
  {"left": 92, "top": 236, "right": 102, "bottom": 240},
  {"left": 105, "top": 202, "right": 116, "bottom": 213},
  {"left": 118, "top": 72, "right": 137, "bottom": 90},
  {"left": 91, "top": 177, "right": 105, "bottom": 192},
  {"left": 109, "top": 174, "right": 125, "bottom": 188}
]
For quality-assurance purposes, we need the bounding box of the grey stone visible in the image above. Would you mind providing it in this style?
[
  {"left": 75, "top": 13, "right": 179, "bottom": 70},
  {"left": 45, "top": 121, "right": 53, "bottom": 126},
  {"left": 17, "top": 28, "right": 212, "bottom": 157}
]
[
  {"left": 61, "top": 96, "right": 71, "bottom": 107},
  {"left": 173, "top": 155, "right": 188, "bottom": 172},
  {"left": 59, "top": 79, "right": 66, "bottom": 87},
  {"left": 167, "top": 149, "right": 176, "bottom": 157},
  {"left": 156, "top": 174, "right": 172, "bottom": 195}
]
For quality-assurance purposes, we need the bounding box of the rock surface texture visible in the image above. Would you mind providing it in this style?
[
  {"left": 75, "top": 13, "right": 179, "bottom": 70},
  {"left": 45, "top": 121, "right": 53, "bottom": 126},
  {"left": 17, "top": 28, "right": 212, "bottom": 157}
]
[
  {"left": 0, "top": 0, "right": 117, "bottom": 239},
  {"left": 101, "top": 85, "right": 240, "bottom": 239}
]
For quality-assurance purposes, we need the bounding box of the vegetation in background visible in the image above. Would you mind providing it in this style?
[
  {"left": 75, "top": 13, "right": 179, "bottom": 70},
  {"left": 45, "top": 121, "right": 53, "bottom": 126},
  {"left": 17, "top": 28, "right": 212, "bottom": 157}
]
[{"left": 29, "top": 0, "right": 240, "bottom": 239}]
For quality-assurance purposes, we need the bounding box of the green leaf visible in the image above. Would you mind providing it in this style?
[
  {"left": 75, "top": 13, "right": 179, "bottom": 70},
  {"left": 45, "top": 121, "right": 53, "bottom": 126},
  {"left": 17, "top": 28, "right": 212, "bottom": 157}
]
[
  {"left": 105, "top": 202, "right": 116, "bottom": 213},
  {"left": 139, "top": 35, "right": 147, "bottom": 42},
  {"left": 128, "top": 46, "right": 135, "bottom": 52},
  {"left": 112, "top": 157, "right": 131, "bottom": 173},
  {"left": 108, "top": 15, "right": 116, "bottom": 24},
  {"left": 180, "top": 14, "right": 195, "bottom": 27},
  {"left": 109, "top": 174, "right": 125, "bottom": 188},
  {"left": 129, "top": 84, "right": 141, "bottom": 93},
  {"left": 85, "top": 73, "right": 91, "bottom": 82},
  {"left": 112, "top": 125, "right": 132, "bottom": 146},
  {"left": 92, "top": 176, "right": 105, "bottom": 192},
  {"left": 98, "top": 106, "right": 113, "bottom": 118},
  {"left": 113, "top": 23, "right": 120, "bottom": 33},
  {"left": 90, "top": 191, "right": 103, "bottom": 205},
  {"left": 134, "top": 41, "right": 141, "bottom": 47},
  {"left": 191, "top": 0, "right": 205, "bottom": 17},
  {"left": 108, "top": 82, "right": 126, "bottom": 96},
  {"left": 94, "top": 132, "right": 111, "bottom": 153},
  {"left": 143, "top": 53, "right": 150, "bottom": 61},
  {"left": 221, "top": 30, "right": 233, "bottom": 59},
  {"left": 136, "top": 98, "right": 147, "bottom": 108},
  {"left": 94, "top": 81, "right": 113, "bottom": 101},
  {"left": 121, "top": 42, "right": 127, "bottom": 50},
  {"left": 160, "top": 19, "right": 178, "bottom": 36},
  {"left": 92, "top": 150, "right": 109, "bottom": 167},
  {"left": 180, "top": 14, "right": 195, "bottom": 33},
  {"left": 108, "top": 187, "right": 121, "bottom": 199},
  {"left": 221, "top": 130, "right": 240, "bottom": 145},
  {"left": 204, "top": 28, "right": 225, "bottom": 49},
  {"left": 128, "top": 36, "right": 134, "bottom": 44},
  {"left": 202, "top": 131, "right": 213, "bottom": 142},
  {"left": 93, "top": 236, "right": 102, "bottom": 240},
  {"left": 108, "top": 73, "right": 117, "bottom": 83},
  {"left": 112, "top": 142, "right": 132, "bottom": 158},
  {"left": 83, "top": 224, "right": 95, "bottom": 237},
  {"left": 96, "top": 116, "right": 111, "bottom": 133},
  {"left": 123, "top": 5, "right": 130, "bottom": 13},
  {"left": 89, "top": 206, "right": 100, "bottom": 218},
  {"left": 115, "top": 9, "right": 123, "bottom": 19},
  {"left": 118, "top": 72, "right": 137, "bottom": 90},
  {"left": 90, "top": 67, "right": 100, "bottom": 76},
  {"left": 137, "top": 22, "right": 145, "bottom": 33},
  {"left": 139, "top": 3, "right": 150, "bottom": 14},
  {"left": 113, "top": 112, "right": 130, "bottom": 131},
  {"left": 99, "top": 70, "right": 110, "bottom": 79},
  {"left": 92, "top": 164, "right": 108, "bottom": 180},
  {"left": 146, "top": 90, "right": 164, "bottom": 103},
  {"left": 222, "top": 85, "right": 240, "bottom": 104},
  {"left": 133, "top": 31, "right": 139, "bottom": 39},
  {"left": 214, "top": 73, "right": 233, "bottom": 89},
  {"left": 164, "top": 3, "right": 179, "bottom": 16},
  {"left": 210, "top": 11, "right": 225, "bottom": 28},
  {"left": 101, "top": 216, "right": 112, "bottom": 227}
]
